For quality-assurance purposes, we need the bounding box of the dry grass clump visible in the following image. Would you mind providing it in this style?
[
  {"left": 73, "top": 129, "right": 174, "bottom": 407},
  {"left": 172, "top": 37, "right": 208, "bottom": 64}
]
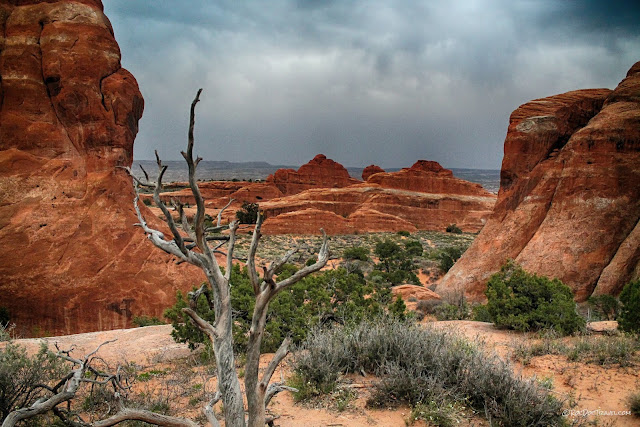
[{"left": 291, "top": 318, "right": 565, "bottom": 426}]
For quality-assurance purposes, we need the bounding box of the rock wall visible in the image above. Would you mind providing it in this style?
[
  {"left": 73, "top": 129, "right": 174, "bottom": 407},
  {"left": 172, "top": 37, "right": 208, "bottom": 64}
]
[
  {"left": 438, "top": 62, "right": 640, "bottom": 301},
  {"left": 0, "top": 0, "right": 201, "bottom": 336}
]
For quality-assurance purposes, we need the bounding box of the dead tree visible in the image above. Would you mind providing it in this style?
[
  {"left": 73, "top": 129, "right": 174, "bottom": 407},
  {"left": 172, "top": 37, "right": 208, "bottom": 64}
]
[
  {"left": 123, "top": 89, "right": 329, "bottom": 427},
  {"left": 1, "top": 341, "right": 198, "bottom": 427}
]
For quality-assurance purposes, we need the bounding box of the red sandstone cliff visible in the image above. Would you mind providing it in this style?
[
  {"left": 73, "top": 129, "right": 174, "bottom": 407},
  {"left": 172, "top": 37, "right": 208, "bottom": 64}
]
[
  {"left": 438, "top": 62, "right": 640, "bottom": 301},
  {"left": 0, "top": 0, "right": 201, "bottom": 336}
]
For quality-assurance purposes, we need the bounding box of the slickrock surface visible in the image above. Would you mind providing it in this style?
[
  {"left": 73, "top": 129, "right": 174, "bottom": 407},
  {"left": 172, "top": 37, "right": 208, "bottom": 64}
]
[
  {"left": 0, "top": 0, "right": 202, "bottom": 336},
  {"left": 438, "top": 62, "right": 640, "bottom": 301}
]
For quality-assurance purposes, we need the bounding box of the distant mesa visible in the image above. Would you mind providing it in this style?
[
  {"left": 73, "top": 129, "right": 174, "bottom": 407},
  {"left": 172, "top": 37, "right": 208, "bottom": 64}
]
[{"left": 438, "top": 60, "right": 640, "bottom": 302}]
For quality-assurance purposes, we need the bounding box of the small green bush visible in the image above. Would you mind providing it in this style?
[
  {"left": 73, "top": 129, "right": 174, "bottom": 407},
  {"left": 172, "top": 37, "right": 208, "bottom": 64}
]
[
  {"left": 587, "top": 294, "right": 619, "bottom": 320},
  {"left": 628, "top": 390, "right": 640, "bottom": 416},
  {"left": 404, "top": 240, "right": 423, "bottom": 257},
  {"left": 618, "top": 279, "right": 640, "bottom": 333},
  {"left": 471, "top": 304, "right": 492, "bottom": 322},
  {"left": 342, "top": 246, "right": 369, "bottom": 261},
  {"left": 132, "top": 315, "right": 165, "bottom": 327},
  {"left": 0, "top": 342, "right": 66, "bottom": 421},
  {"left": 235, "top": 201, "right": 259, "bottom": 224},
  {"left": 396, "top": 230, "right": 411, "bottom": 237},
  {"left": 436, "top": 246, "right": 463, "bottom": 273},
  {"left": 485, "top": 261, "right": 585, "bottom": 335},
  {"left": 446, "top": 224, "right": 462, "bottom": 234}
]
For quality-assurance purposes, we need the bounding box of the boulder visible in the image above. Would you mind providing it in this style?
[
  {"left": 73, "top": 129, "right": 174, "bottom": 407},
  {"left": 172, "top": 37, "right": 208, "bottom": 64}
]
[
  {"left": 438, "top": 62, "right": 640, "bottom": 302},
  {"left": 0, "top": 0, "right": 202, "bottom": 336}
]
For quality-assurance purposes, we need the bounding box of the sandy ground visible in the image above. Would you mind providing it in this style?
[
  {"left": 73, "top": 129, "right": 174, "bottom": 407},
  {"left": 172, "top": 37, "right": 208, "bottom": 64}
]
[{"left": 6, "top": 321, "right": 639, "bottom": 426}]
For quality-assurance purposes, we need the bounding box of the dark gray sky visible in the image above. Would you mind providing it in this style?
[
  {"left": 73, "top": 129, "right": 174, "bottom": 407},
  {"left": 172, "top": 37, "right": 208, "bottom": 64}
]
[{"left": 104, "top": 0, "right": 639, "bottom": 169}]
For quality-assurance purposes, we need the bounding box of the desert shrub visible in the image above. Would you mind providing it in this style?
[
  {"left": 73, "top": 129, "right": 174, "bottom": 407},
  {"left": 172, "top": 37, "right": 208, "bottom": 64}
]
[
  {"left": 471, "top": 304, "right": 492, "bottom": 322},
  {"left": 618, "top": 279, "right": 640, "bottom": 333},
  {"left": 165, "top": 265, "right": 406, "bottom": 354},
  {"left": 436, "top": 246, "right": 463, "bottom": 273},
  {"left": 292, "top": 318, "right": 564, "bottom": 426},
  {"left": 342, "top": 246, "right": 369, "bottom": 261},
  {"left": 132, "top": 315, "right": 165, "bottom": 327},
  {"left": 566, "top": 335, "right": 639, "bottom": 366},
  {"left": 235, "top": 201, "right": 259, "bottom": 224},
  {"left": 372, "top": 239, "right": 420, "bottom": 285},
  {"left": 0, "top": 342, "right": 66, "bottom": 421},
  {"left": 628, "top": 390, "right": 640, "bottom": 416},
  {"left": 446, "top": 224, "right": 462, "bottom": 234},
  {"left": 396, "top": 230, "right": 410, "bottom": 237},
  {"left": 485, "top": 261, "right": 585, "bottom": 335},
  {"left": 587, "top": 294, "right": 620, "bottom": 321},
  {"left": 404, "top": 240, "right": 423, "bottom": 257}
]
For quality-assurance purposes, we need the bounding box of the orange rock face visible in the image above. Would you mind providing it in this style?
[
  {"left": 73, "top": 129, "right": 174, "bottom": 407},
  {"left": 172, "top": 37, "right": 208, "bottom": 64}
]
[
  {"left": 438, "top": 62, "right": 640, "bottom": 301},
  {"left": 0, "top": 0, "right": 201, "bottom": 336},
  {"left": 266, "top": 154, "right": 360, "bottom": 195},
  {"left": 260, "top": 181, "right": 496, "bottom": 235}
]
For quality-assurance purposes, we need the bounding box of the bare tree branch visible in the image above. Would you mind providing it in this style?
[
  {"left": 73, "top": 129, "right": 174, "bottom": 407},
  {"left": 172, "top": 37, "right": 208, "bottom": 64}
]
[
  {"left": 226, "top": 221, "right": 239, "bottom": 281},
  {"left": 273, "top": 230, "right": 329, "bottom": 294},
  {"left": 92, "top": 408, "right": 199, "bottom": 427},
  {"left": 264, "top": 384, "right": 298, "bottom": 408},
  {"left": 182, "top": 307, "right": 218, "bottom": 341},
  {"left": 203, "top": 391, "right": 221, "bottom": 427},
  {"left": 259, "top": 337, "right": 290, "bottom": 392},
  {"left": 247, "top": 213, "right": 263, "bottom": 295},
  {"left": 217, "top": 198, "right": 235, "bottom": 227}
]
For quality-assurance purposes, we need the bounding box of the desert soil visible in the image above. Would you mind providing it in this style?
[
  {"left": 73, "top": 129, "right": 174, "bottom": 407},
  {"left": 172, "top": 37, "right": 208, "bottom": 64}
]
[{"left": 8, "top": 321, "right": 639, "bottom": 426}]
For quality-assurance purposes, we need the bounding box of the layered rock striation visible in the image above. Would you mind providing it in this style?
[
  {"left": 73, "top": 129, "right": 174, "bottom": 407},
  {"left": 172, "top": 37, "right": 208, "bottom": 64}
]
[
  {"left": 0, "top": 0, "right": 200, "bottom": 336},
  {"left": 438, "top": 62, "right": 640, "bottom": 301}
]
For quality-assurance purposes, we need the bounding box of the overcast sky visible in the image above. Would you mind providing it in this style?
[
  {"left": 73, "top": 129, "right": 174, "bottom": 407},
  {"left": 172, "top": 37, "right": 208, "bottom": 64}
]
[{"left": 104, "top": 0, "right": 640, "bottom": 169}]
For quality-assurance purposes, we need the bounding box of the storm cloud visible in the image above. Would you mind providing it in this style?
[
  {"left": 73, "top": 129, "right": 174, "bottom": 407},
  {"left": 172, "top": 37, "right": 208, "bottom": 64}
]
[{"left": 104, "top": 0, "right": 640, "bottom": 169}]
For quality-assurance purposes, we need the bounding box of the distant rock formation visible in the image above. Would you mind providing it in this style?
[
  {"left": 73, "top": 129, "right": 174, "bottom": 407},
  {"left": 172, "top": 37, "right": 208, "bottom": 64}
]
[
  {"left": 0, "top": 0, "right": 201, "bottom": 336},
  {"left": 367, "top": 160, "right": 491, "bottom": 196},
  {"left": 260, "top": 160, "right": 497, "bottom": 235},
  {"left": 438, "top": 61, "right": 640, "bottom": 301},
  {"left": 266, "top": 154, "right": 360, "bottom": 195},
  {"left": 362, "top": 164, "right": 385, "bottom": 181}
]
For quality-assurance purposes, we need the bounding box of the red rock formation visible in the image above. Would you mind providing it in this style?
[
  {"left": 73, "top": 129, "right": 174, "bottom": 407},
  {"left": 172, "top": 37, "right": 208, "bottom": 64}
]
[
  {"left": 260, "top": 183, "right": 495, "bottom": 235},
  {"left": 266, "top": 154, "right": 360, "bottom": 195},
  {"left": 362, "top": 164, "right": 385, "bottom": 181},
  {"left": 392, "top": 285, "right": 441, "bottom": 301},
  {"left": 438, "top": 62, "right": 640, "bottom": 302},
  {"left": 368, "top": 160, "right": 492, "bottom": 196},
  {"left": 0, "top": 0, "right": 201, "bottom": 336}
]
